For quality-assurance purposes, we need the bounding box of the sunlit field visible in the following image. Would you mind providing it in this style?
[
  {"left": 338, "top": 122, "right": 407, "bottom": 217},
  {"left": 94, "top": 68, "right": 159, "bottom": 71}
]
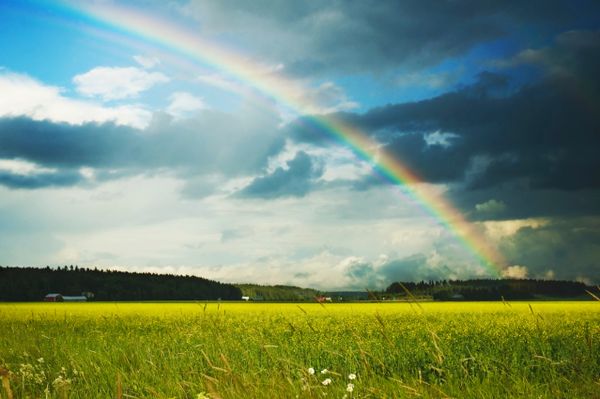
[{"left": 0, "top": 302, "right": 598, "bottom": 398}]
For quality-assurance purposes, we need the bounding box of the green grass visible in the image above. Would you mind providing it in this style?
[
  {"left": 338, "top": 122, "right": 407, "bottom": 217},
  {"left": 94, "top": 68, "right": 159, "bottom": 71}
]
[{"left": 0, "top": 302, "right": 598, "bottom": 398}]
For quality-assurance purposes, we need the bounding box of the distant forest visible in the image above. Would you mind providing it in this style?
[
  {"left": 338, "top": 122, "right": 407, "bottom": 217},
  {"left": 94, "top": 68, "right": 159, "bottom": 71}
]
[
  {"left": 385, "top": 279, "right": 596, "bottom": 300},
  {"left": 0, "top": 266, "right": 241, "bottom": 301},
  {"left": 1, "top": 266, "right": 597, "bottom": 302},
  {"left": 236, "top": 284, "right": 319, "bottom": 301}
]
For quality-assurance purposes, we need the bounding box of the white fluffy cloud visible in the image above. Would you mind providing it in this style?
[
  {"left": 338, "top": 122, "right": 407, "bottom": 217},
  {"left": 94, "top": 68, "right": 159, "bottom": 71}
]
[
  {"left": 73, "top": 66, "right": 169, "bottom": 101},
  {"left": 0, "top": 159, "right": 56, "bottom": 175},
  {"left": 0, "top": 71, "right": 151, "bottom": 128},
  {"left": 0, "top": 177, "right": 492, "bottom": 289},
  {"left": 167, "top": 92, "right": 207, "bottom": 118}
]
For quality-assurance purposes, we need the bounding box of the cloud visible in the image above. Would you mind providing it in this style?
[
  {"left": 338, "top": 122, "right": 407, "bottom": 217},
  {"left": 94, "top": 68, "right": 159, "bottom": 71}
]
[
  {"left": 475, "top": 199, "right": 507, "bottom": 216},
  {"left": 0, "top": 103, "right": 284, "bottom": 190},
  {"left": 73, "top": 66, "right": 169, "bottom": 101},
  {"left": 238, "top": 151, "right": 323, "bottom": 198},
  {"left": 290, "top": 29, "right": 600, "bottom": 193},
  {"left": 198, "top": 247, "right": 494, "bottom": 290},
  {"left": 167, "top": 92, "right": 207, "bottom": 118},
  {"left": 0, "top": 158, "right": 87, "bottom": 189},
  {"left": 0, "top": 117, "right": 141, "bottom": 170},
  {"left": 499, "top": 217, "right": 600, "bottom": 283},
  {"left": 501, "top": 265, "right": 528, "bottom": 279},
  {"left": 395, "top": 70, "right": 462, "bottom": 89},
  {"left": 0, "top": 159, "right": 56, "bottom": 175},
  {"left": 0, "top": 169, "right": 84, "bottom": 189},
  {"left": 0, "top": 71, "right": 151, "bottom": 128},
  {"left": 196, "top": 70, "right": 358, "bottom": 118},
  {"left": 295, "top": 81, "right": 359, "bottom": 114},
  {"left": 220, "top": 227, "right": 253, "bottom": 243},
  {"left": 178, "top": 0, "right": 595, "bottom": 76},
  {"left": 501, "top": 30, "right": 600, "bottom": 88}
]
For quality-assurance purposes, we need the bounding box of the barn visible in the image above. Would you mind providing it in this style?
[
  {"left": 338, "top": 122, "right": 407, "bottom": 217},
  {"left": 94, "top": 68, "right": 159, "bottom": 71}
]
[
  {"left": 44, "top": 293, "right": 64, "bottom": 302},
  {"left": 62, "top": 295, "right": 88, "bottom": 302}
]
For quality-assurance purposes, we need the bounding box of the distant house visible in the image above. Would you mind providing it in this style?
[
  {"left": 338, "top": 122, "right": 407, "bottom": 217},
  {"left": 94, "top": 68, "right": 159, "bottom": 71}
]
[
  {"left": 44, "top": 293, "right": 63, "bottom": 302},
  {"left": 44, "top": 293, "right": 89, "bottom": 302},
  {"left": 62, "top": 295, "right": 88, "bottom": 302},
  {"left": 315, "top": 295, "right": 333, "bottom": 303}
]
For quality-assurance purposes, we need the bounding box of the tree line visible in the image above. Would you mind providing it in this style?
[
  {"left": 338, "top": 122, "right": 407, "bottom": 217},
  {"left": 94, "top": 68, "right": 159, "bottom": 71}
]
[
  {"left": 0, "top": 266, "right": 241, "bottom": 301},
  {"left": 236, "top": 284, "right": 319, "bottom": 301},
  {"left": 385, "top": 278, "right": 593, "bottom": 300}
]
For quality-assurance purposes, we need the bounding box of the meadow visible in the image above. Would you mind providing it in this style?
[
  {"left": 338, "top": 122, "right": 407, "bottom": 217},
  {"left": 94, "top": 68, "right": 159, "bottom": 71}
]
[{"left": 0, "top": 302, "right": 598, "bottom": 398}]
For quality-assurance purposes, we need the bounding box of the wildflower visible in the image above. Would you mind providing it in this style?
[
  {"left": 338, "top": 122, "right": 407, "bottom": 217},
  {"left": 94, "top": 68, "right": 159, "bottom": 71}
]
[
  {"left": 321, "top": 368, "right": 329, "bottom": 374},
  {"left": 36, "top": 357, "right": 44, "bottom": 364},
  {"left": 347, "top": 383, "right": 354, "bottom": 392},
  {"left": 52, "top": 375, "right": 72, "bottom": 389},
  {"left": 308, "top": 367, "right": 315, "bottom": 375},
  {"left": 348, "top": 373, "right": 356, "bottom": 380},
  {"left": 322, "top": 378, "right": 332, "bottom": 386}
]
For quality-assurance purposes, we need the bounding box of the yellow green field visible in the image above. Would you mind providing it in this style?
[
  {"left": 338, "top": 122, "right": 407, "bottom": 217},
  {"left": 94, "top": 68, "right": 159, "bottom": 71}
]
[{"left": 0, "top": 302, "right": 598, "bottom": 398}]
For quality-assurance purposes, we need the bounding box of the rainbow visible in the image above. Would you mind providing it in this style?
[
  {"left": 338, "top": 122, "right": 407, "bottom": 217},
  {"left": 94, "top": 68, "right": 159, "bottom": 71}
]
[{"left": 45, "top": 0, "right": 505, "bottom": 275}]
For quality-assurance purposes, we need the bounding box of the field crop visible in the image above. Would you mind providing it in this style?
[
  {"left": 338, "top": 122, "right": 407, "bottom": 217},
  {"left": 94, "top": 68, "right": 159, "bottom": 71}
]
[{"left": 0, "top": 302, "right": 598, "bottom": 398}]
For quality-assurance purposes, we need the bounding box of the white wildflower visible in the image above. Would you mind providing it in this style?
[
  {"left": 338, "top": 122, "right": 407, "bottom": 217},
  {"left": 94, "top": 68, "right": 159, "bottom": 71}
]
[
  {"left": 321, "top": 368, "right": 329, "bottom": 374},
  {"left": 37, "top": 357, "right": 44, "bottom": 364},
  {"left": 322, "top": 378, "right": 332, "bottom": 386},
  {"left": 18, "top": 363, "right": 34, "bottom": 380},
  {"left": 308, "top": 367, "right": 315, "bottom": 375},
  {"left": 347, "top": 383, "right": 354, "bottom": 392},
  {"left": 52, "top": 375, "right": 72, "bottom": 389},
  {"left": 348, "top": 373, "right": 356, "bottom": 380}
]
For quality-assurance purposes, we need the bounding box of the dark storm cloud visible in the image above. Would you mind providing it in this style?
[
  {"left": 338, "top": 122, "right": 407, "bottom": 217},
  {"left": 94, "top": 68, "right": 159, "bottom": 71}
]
[
  {"left": 499, "top": 218, "right": 600, "bottom": 283},
  {"left": 0, "top": 118, "right": 139, "bottom": 169},
  {"left": 0, "top": 109, "right": 284, "bottom": 189},
  {"left": 184, "top": 0, "right": 600, "bottom": 76},
  {"left": 452, "top": 186, "right": 600, "bottom": 221},
  {"left": 238, "top": 151, "right": 323, "bottom": 199},
  {"left": 291, "top": 30, "right": 600, "bottom": 195},
  {"left": 0, "top": 170, "right": 83, "bottom": 189}
]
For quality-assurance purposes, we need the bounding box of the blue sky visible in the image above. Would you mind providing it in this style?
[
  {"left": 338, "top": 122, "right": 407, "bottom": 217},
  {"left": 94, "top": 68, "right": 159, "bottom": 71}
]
[{"left": 0, "top": 0, "right": 599, "bottom": 288}]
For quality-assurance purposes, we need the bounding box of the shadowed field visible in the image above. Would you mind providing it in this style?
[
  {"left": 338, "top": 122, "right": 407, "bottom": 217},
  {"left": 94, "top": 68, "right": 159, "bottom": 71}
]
[{"left": 0, "top": 302, "right": 598, "bottom": 398}]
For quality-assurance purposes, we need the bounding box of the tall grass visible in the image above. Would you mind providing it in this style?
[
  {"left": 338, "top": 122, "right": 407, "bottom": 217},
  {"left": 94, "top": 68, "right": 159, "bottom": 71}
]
[{"left": 0, "top": 302, "right": 598, "bottom": 398}]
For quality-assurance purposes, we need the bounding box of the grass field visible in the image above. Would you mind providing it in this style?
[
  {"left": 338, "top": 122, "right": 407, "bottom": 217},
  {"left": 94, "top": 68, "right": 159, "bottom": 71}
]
[{"left": 0, "top": 302, "right": 598, "bottom": 398}]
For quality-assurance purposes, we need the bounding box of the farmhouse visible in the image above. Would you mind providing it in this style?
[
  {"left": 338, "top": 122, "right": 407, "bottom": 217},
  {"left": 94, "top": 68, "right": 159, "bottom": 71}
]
[
  {"left": 62, "top": 295, "right": 88, "bottom": 302},
  {"left": 43, "top": 293, "right": 90, "bottom": 302},
  {"left": 44, "top": 293, "right": 63, "bottom": 302},
  {"left": 315, "top": 295, "right": 333, "bottom": 303}
]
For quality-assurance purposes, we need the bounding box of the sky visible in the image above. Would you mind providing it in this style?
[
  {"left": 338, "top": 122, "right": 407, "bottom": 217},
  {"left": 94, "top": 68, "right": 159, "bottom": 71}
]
[{"left": 0, "top": 0, "right": 599, "bottom": 289}]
